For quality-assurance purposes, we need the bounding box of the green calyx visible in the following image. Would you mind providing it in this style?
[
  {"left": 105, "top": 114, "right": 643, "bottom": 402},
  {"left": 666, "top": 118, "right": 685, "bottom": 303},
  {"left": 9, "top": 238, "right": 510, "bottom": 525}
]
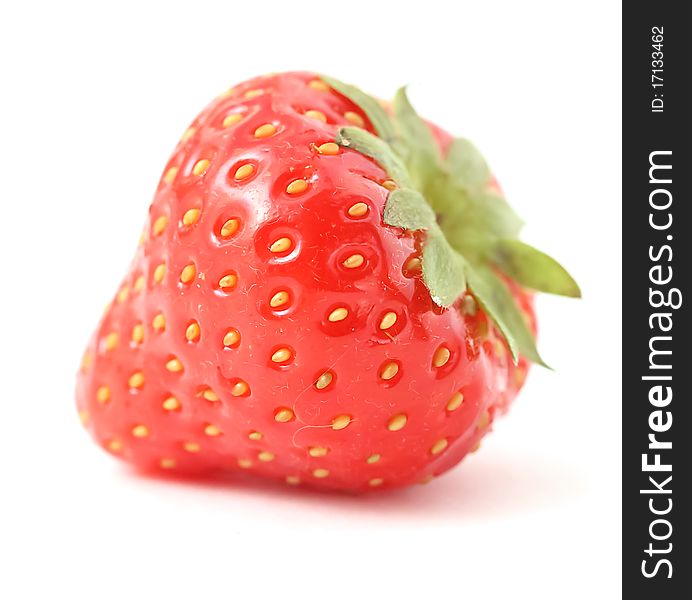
[{"left": 321, "top": 76, "right": 580, "bottom": 367}]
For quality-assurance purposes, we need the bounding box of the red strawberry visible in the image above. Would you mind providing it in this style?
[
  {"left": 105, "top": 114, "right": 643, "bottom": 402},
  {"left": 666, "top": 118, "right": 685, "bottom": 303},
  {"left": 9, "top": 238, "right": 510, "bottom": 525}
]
[{"left": 76, "top": 72, "right": 578, "bottom": 491}]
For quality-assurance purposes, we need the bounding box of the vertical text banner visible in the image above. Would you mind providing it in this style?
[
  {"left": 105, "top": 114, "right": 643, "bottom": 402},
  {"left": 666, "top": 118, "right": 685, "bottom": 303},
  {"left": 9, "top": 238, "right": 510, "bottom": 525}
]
[{"left": 623, "top": 3, "right": 689, "bottom": 595}]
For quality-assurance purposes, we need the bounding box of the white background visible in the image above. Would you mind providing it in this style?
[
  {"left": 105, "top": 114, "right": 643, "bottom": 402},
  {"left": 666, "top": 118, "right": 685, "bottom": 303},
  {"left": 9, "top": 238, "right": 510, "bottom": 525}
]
[{"left": 0, "top": 1, "right": 621, "bottom": 598}]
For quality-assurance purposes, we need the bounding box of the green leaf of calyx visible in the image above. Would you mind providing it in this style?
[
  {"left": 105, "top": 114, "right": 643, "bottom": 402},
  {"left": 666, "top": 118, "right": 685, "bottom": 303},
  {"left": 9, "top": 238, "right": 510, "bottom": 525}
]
[
  {"left": 335, "top": 127, "right": 413, "bottom": 189},
  {"left": 320, "top": 75, "right": 399, "bottom": 146},
  {"left": 434, "top": 189, "right": 523, "bottom": 258},
  {"left": 494, "top": 239, "right": 581, "bottom": 298},
  {"left": 466, "top": 265, "right": 547, "bottom": 367},
  {"left": 424, "top": 138, "right": 522, "bottom": 254},
  {"left": 383, "top": 189, "right": 436, "bottom": 231},
  {"left": 392, "top": 87, "right": 442, "bottom": 190},
  {"left": 422, "top": 230, "right": 469, "bottom": 307},
  {"left": 446, "top": 137, "right": 491, "bottom": 193}
]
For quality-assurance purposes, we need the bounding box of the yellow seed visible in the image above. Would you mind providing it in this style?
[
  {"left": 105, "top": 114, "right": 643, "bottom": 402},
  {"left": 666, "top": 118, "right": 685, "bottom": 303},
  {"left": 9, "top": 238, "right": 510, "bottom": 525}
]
[
  {"left": 369, "top": 478, "right": 384, "bottom": 487},
  {"left": 379, "top": 311, "right": 397, "bottom": 330},
  {"left": 133, "top": 275, "right": 145, "bottom": 293},
  {"left": 132, "top": 424, "right": 149, "bottom": 438},
  {"left": 387, "top": 414, "right": 408, "bottom": 432},
  {"left": 222, "top": 113, "right": 243, "bottom": 128},
  {"left": 182, "top": 208, "right": 201, "bottom": 226},
  {"left": 269, "top": 290, "right": 290, "bottom": 308},
  {"left": 115, "top": 288, "right": 130, "bottom": 306},
  {"left": 104, "top": 332, "right": 119, "bottom": 351},
  {"left": 308, "top": 80, "right": 329, "bottom": 91},
  {"left": 381, "top": 179, "right": 398, "bottom": 191},
  {"left": 418, "top": 475, "right": 434, "bottom": 485},
  {"left": 96, "top": 386, "right": 110, "bottom": 404},
  {"left": 308, "top": 446, "right": 328, "bottom": 457},
  {"left": 269, "top": 237, "right": 292, "bottom": 253},
  {"left": 162, "top": 396, "right": 181, "bottom": 411},
  {"left": 327, "top": 307, "right": 348, "bottom": 322},
  {"left": 470, "top": 441, "right": 482, "bottom": 453},
  {"left": 163, "top": 166, "right": 178, "bottom": 184},
  {"left": 181, "top": 127, "right": 196, "bottom": 142},
  {"left": 305, "top": 109, "right": 327, "bottom": 122},
  {"left": 128, "top": 371, "right": 144, "bottom": 389},
  {"left": 248, "top": 431, "right": 263, "bottom": 441},
  {"left": 81, "top": 351, "right": 93, "bottom": 372},
  {"left": 286, "top": 179, "right": 308, "bottom": 195},
  {"left": 204, "top": 424, "right": 222, "bottom": 437},
  {"left": 185, "top": 321, "right": 201, "bottom": 342},
  {"left": 274, "top": 407, "right": 294, "bottom": 422},
  {"left": 107, "top": 439, "right": 123, "bottom": 453},
  {"left": 315, "top": 372, "right": 333, "bottom": 390},
  {"left": 433, "top": 346, "right": 451, "bottom": 368},
  {"left": 244, "top": 89, "right": 264, "bottom": 98},
  {"left": 313, "top": 468, "right": 330, "bottom": 478},
  {"left": 116, "top": 285, "right": 129, "bottom": 304},
  {"left": 200, "top": 388, "right": 219, "bottom": 402},
  {"left": 237, "top": 458, "right": 253, "bottom": 469},
  {"left": 223, "top": 329, "right": 240, "bottom": 347},
  {"left": 220, "top": 218, "right": 240, "bottom": 238},
  {"left": 254, "top": 123, "right": 277, "bottom": 138},
  {"left": 218, "top": 273, "right": 237, "bottom": 290},
  {"left": 285, "top": 475, "right": 301, "bottom": 485},
  {"left": 347, "top": 202, "right": 369, "bottom": 218},
  {"left": 344, "top": 111, "right": 365, "bottom": 127},
  {"left": 271, "top": 348, "right": 292, "bottom": 363},
  {"left": 153, "top": 263, "right": 166, "bottom": 284},
  {"left": 152, "top": 313, "right": 166, "bottom": 332},
  {"left": 430, "top": 438, "right": 449, "bottom": 455},
  {"left": 258, "top": 451, "right": 275, "bottom": 462},
  {"left": 180, "top": 264, "right": 196, "bottom": 284},
  {"left": 404, "top": 256, "right": 422, "bottom": 273},
  {"left": 514, "top": 368, "right": 527, "bottom": 387},
  {"left": 231, "top": 380, "right": 249, "bottom": 397},
  {"left": 78, "top": 410, "right": 90, "bottom": 425},
  {"left": 183, "top": 441, "right": 200, "bottom": 453},
  {"left": 132, "top": 323, "right": 144, "bottom": 344},
  {"left": 380, "top": 361, "right": 399, "bottom": 381},
  {"left": 316, "top": 142, "right": 339, "bottom": 155},
  {"left": 366, "top": 453, "right": 381, "bottom": 464},
  {"left": 342, "top": 253, "right": 365, "bottom": 269},
  {"left": 165, "top": 357, "right": 183, "bottom": 373},
  {"left": 152, "top": 215, "right": 168, "bottom": 236},
  {"left": 446, "top": 392, "right": 464, "bottom": 412},
  {"left": 234, "top": 163, "right": 255, "bottom": 181},
  {"left": 160, "top": 458, "right": 177, "bottom": 469},
  {"left": 192, "top": 159, "right": 210, "bottom": 176},
  {"left": 478, "top": 410, "right": 491, "bottom": 430},
  {"left": 331, "top": 414, "right": 350, "bottom": 430}
]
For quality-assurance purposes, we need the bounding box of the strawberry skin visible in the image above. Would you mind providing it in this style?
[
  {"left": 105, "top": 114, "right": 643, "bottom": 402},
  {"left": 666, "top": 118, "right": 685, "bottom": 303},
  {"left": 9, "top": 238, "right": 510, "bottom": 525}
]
[{"left": 76, "top": 71, "right": 536, "bottom": 491}]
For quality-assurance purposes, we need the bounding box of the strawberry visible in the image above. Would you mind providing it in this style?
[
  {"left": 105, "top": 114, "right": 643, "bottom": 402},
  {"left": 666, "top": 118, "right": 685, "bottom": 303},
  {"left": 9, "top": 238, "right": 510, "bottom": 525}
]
[{"left": 76, "top": 71, "right": 579, "bottom": 491}]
